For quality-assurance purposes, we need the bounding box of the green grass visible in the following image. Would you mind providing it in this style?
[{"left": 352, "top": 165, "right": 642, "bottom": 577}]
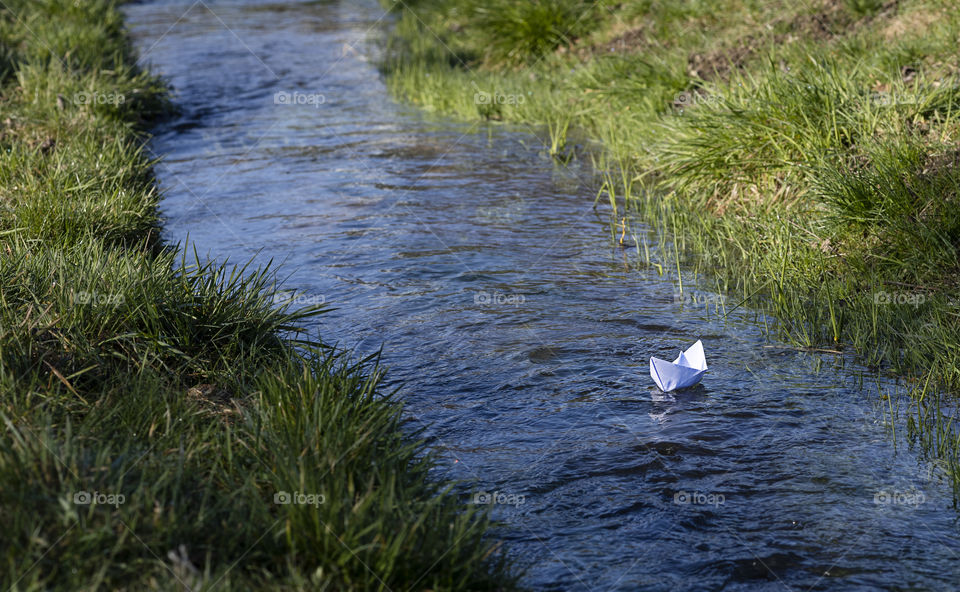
[
  {"left": 381, "top": 0, "right": 960, "bottom": 490},
  {"left": 469, "top": 0, "right": 599, "bottom": 66},
  {"left": 0, "top": 1, "right": 515, "bottom": 589}
]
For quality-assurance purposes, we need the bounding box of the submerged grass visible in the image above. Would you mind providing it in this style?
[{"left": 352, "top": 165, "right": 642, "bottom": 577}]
[
  {"left": 381, "top": 0, "right": 960, "bottom": 490},
  {"left": 1, "top": 1, "right": 515, "bottom": 589}
]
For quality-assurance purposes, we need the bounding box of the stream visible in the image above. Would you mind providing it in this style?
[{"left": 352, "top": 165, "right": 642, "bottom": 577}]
[{"left": 125, "top": 1, "right": 960, "bottom": 589}]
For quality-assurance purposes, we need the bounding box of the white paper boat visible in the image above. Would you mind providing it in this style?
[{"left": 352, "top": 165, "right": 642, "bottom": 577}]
[{"left": 649, "top": 340, "right": 707, "bottom": 392}]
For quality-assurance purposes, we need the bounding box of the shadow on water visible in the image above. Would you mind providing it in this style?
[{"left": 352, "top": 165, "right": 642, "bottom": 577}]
[{"left": 125, "top": 0, "right": 960, "bottom": 589}]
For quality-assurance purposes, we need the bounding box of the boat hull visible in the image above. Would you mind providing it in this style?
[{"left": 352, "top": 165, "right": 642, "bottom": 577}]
[{"left": 649, "top": 357, "right": 705, "bottom": 391}]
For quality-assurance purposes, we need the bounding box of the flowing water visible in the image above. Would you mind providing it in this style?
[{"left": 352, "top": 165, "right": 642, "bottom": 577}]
[{"left": 125, "top": 1, "right": 960, "bottom": 589}]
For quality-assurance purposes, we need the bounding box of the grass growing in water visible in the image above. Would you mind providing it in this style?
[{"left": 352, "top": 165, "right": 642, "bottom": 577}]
[
  {"left": 380, "top": 0, "right": 960, "bottom": 489},
  {"left": 0, "top": 0, "right": 515, "bottom": 589}
]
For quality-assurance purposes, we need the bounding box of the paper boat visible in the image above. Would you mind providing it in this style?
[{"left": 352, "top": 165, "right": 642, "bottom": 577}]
[{"left": 650, "top": 340, "right": 707, "bottom": 392}]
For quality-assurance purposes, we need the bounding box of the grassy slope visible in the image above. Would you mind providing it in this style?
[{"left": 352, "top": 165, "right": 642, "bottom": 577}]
[
  {"left": 0, "top": 1, "right": 513, "bottom": 590},
  {"left": 381, "top": 0, "right": 960, "bottom": 485}
]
